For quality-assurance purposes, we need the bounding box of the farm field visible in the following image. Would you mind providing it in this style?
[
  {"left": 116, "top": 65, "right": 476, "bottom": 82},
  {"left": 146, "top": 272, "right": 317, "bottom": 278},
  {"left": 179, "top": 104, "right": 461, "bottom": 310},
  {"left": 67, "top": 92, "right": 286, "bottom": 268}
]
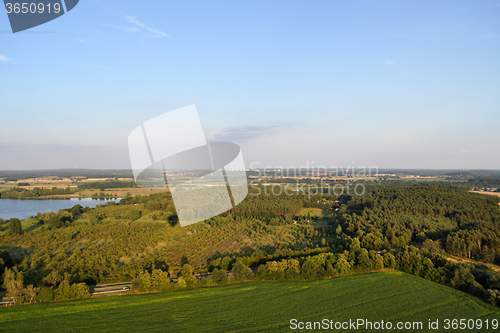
[
  {"left": 0, "top": 176, "right": 167, "bottom": 199},
  {"left": 1, "top": 271, "right": 499, "bottom": 333},
  {"left": 472, "top": 191, "right": 500, "bottom": 198}
]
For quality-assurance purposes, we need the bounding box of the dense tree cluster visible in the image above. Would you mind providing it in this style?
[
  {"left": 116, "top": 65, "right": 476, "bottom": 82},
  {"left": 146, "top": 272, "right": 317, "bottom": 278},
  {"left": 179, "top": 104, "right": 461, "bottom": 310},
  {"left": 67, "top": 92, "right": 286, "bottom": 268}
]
[
  {"left": 338, "top": 185, "right": 500, "bottom": 263},
  {"left": 2, "top": 267, "right": 90, "bottom": 304},
  {"left": 230, "top": 187, "right": 305, "bottom": 217},
  {"left": 0, "top": 187, "right": 74, "bottom": 199},
  {"left": 77, "top": 180, "right": 137, "bottom": 190}
]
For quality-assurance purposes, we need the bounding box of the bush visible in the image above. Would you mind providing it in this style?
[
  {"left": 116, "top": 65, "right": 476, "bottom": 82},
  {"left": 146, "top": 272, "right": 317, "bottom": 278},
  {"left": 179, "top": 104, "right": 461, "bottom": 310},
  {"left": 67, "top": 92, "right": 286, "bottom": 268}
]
[
  {"left": 302, "top": 259, "right": 320, "bottom": 280},
  {"left": 176, "top": 277, "right": 187, "bottom": 289},
  {"left": 55, "top": 280, "right": 71, "bottom": 300},
  {"left": 15, "top": 295, "right": 25, "bottom": 305},
  {"left": 37, "top": 287, "right": 54, "bottom": 302},
  {"left": 200, "top": 276, "right": 215, "bottom": 287},
  {"left": 232, "top": 261, "right": 253, "bottom": 281},
  {"left": 129, "top": 208, "right": 141, "bottom": 221},
  {"left": 212, "top": 269, "right": 228, "bottom": 285},
  {"left": 70, "top": 283, "right": 91, "bottom": 299}
]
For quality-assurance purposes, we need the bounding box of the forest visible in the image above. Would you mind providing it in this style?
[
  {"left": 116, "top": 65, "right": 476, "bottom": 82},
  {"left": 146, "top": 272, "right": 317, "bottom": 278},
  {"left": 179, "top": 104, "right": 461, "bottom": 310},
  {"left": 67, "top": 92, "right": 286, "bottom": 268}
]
[{"left": 1, "top": 182, "right": 500, "bottom": 306}]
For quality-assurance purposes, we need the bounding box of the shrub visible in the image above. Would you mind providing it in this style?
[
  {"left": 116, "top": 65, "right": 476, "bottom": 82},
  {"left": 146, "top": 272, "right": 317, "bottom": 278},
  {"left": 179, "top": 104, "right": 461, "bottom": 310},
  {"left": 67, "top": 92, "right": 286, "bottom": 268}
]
[
  {"left": 212, "top": 269, "right": 228, "bottom": 285},
  {"left": 37, "top": 287, "right": 54, "bottom": 302}
]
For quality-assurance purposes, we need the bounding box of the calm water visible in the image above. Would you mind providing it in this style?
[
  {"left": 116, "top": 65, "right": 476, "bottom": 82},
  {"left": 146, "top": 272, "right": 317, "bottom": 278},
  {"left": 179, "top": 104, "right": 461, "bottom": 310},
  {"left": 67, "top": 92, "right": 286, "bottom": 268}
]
[{"left": 0, "top": 198, "right": 121, "bottom": 220}]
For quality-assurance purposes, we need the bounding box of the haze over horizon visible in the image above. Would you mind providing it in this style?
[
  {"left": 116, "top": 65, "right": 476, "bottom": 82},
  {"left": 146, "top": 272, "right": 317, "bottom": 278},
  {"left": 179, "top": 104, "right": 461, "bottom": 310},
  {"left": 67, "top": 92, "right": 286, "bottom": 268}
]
[{"left": 1, "top": 1, "right": 499, "bottom": 170}]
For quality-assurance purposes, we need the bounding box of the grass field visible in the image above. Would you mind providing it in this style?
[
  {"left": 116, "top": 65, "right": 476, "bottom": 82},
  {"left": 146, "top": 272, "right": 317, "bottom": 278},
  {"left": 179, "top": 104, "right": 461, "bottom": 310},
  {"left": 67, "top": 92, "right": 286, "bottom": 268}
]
[
  {"left": 297, "top": 207, "right": 323, "bottom": 217},
  {"left": 1, "top": 271, "right": 499, "bottom": 332},
  {"left": 0, "top": 218, "right": 41, "bottom": 236}
]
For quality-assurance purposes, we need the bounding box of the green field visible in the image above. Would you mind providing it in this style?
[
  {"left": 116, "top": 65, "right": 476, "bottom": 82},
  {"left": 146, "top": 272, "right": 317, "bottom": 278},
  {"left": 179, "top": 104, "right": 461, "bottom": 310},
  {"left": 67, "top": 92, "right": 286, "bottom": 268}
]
[
  {"left": 0, "top": 218, "right": 42, "bottom": 236},
  {"left": 297, "top": 207, "right": 323, "bottom": 217},
  {"left": 1, "top": 271, "right": 499, "bottom": 332}
]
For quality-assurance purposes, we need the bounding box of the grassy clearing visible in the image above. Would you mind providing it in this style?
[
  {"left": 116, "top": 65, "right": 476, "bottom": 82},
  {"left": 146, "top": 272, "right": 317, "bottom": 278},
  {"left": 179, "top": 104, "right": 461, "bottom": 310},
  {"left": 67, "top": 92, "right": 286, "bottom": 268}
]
[
  {"left": 1, "top": 272, "right": 499, "bottom": 332},
  {"left": 0, "top": 219, "right": 41, "bottom": 236},
  {"left": 297, "top": 207, "right": 323, "bottom": 217},
  {"left": 0, "top": 245, "right": 34, "bottom": 259}
]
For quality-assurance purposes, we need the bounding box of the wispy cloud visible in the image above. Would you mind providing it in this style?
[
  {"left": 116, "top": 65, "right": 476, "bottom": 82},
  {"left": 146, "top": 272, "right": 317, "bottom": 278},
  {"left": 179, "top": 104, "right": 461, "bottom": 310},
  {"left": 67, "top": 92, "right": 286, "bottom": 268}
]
[
  {"left": 208, "top": 125, "right": 278, "bottom": 142},
  {"left": 110, "top": 14, "right": 168, "bottom": 38},
  {"left": 0, "top": 54, "right": 11, "bottom": 63},
  {"left": 125, "top": 15, "right": 168, "bottom": 37},
  {"left": 385, "top": 60, "right": 396, "bottom": 66}
]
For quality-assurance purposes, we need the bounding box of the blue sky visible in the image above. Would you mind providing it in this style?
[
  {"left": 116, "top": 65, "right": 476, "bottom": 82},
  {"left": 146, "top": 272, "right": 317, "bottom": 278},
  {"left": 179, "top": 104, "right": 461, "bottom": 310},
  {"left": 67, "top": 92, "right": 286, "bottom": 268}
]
[{"left": 1, "top": 0, "right": 499, "bottom": 170}]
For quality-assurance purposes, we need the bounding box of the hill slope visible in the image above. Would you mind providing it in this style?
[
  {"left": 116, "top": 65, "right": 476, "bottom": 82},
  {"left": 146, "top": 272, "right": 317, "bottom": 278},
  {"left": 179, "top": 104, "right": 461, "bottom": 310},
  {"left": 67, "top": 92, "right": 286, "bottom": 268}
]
[{"left": 1, "top": 271, "right": 499, "bottom": 332}]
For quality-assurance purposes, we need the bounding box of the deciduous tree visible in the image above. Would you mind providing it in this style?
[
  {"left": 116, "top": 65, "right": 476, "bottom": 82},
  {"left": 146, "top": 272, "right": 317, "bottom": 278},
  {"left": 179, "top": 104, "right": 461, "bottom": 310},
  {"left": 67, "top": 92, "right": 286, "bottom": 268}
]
[
  {"left": 8, "top": 218, "right": 22, "bottom": 235},
  {"left": 232, "top": 261, "right": 253, "bottom": 281},
  {"left": 2, "top": 268, "right": 24, "bottom": 302}
]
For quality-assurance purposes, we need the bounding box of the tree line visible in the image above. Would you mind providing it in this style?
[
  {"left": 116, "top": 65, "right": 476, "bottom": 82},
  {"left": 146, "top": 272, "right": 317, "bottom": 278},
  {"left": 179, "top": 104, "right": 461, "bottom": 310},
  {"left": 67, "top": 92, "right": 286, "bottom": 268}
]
[{"left": 0, "top": 187, "right": 75, "bottom": 199}]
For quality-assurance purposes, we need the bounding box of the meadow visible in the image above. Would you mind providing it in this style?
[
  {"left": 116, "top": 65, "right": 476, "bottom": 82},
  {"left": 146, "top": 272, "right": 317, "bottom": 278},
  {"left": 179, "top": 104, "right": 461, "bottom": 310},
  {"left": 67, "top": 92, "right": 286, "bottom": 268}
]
[
  {"left": 1, "top": 271, "right": 499, "bottom": 333},
  {"left": 296, "top": 207, "right": 323, "bottom": 217}
]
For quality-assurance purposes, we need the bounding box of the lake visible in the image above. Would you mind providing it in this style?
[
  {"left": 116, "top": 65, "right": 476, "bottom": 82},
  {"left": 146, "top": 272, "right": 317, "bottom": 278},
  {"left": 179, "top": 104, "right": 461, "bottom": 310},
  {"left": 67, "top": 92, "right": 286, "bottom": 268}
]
[{"left": 0, "top": 198, "right": 122, "bottom": 220}]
